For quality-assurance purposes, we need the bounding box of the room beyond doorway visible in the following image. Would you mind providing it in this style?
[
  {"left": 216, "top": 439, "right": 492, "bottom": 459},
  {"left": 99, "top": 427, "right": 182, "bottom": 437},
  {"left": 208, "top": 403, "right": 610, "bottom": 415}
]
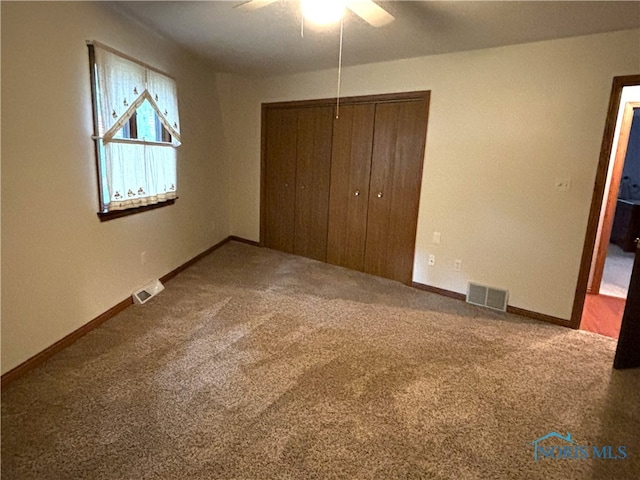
[
  {"left": 575, "top": 75, "right": 640, "bottom": 338},
  {"left": 601, "top": 243, "right": 634, "bottom": 298}
]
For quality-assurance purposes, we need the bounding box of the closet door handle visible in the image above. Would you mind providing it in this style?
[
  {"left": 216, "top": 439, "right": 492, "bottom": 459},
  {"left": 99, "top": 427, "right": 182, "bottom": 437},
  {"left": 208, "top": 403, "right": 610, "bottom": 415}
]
[
  {"left": 354, "top": 190, "right": 360, "bottom": 196},
  {"left": 377, "top": 191, "right": 383, "bottom": 198}
]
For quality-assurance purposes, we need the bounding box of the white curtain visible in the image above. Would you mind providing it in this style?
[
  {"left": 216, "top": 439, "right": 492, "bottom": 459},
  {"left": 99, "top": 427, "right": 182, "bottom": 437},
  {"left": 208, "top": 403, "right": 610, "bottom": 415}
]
[
  {"left": 147, "top": 70, "right": 181, "bottom": 145},
  {"left": 95, "top": 48, "right": 146, "bottom": 142},
  {"left": 94, "top": 44, "right": 180, "bottom": 212},
  {"left": 105, "top": 143, "right": 177, "bottom": 211}
]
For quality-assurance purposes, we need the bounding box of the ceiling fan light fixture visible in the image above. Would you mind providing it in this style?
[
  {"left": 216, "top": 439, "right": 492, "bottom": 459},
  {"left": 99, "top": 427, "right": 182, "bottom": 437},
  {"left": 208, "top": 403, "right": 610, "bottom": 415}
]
[{"left": 301, "top": 0, "right": 345, "bottom": 26}]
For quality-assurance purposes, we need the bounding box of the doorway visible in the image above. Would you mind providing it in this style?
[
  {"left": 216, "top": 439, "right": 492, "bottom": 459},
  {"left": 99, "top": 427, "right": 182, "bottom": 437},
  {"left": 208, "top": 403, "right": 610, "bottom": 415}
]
[
  {"left": 582, "top": 101, "right": 640, "bottom": 338},
  {"left": 573, "top": 75, "right": 640, "bottom": 336}
]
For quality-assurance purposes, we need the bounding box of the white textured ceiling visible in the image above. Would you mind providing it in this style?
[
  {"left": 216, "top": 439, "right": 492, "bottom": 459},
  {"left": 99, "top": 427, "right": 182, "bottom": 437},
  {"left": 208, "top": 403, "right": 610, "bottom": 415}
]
[{"left": 112, "top": 1, "right": 640, "bottom": 77}]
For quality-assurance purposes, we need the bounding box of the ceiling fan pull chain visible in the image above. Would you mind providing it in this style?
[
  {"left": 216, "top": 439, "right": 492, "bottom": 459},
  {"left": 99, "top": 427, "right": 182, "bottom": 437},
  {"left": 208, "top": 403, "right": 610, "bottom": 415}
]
[{"left": 336, "top": 15, "right": 344, "bottom": 119}]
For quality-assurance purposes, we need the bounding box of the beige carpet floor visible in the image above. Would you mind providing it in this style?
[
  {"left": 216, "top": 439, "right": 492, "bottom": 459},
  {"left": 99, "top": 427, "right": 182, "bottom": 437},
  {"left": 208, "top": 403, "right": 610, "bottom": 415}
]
[{"left": 2, "top": 241, "right": 639, "bottom": 479}]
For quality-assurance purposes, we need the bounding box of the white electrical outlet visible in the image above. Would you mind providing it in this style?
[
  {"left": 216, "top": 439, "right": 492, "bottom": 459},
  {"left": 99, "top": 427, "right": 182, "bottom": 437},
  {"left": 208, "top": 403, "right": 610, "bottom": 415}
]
[
  {"left": 454, "top": 259, "right": 462, "bottom": 271},
  {"left": 432, "top": 232, "right": 441, "bottom": 245},
  {"left": 428, "top": 254, "right": 436, "bottom": 266}
]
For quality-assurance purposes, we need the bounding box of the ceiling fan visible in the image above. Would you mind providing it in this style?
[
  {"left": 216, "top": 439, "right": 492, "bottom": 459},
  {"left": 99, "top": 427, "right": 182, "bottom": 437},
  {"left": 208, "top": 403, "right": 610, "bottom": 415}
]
[{"left": 236, "top": 0, "right": 395, "bottom": 28}]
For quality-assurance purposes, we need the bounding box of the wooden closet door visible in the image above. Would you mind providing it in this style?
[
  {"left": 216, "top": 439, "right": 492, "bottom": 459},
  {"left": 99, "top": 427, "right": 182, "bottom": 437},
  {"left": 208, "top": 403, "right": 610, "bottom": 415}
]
[
  {"left": 264, "top": 108, "right": 298, "bottom": 253},
  {"left": 364, "top": 98, "right": 429, "bottom": 284},
  {"left": 294, "top": 106, "right": 334, "bottom": 261},
  {"left": 327, "top": 103, "right": 375, "bottom": 271}
]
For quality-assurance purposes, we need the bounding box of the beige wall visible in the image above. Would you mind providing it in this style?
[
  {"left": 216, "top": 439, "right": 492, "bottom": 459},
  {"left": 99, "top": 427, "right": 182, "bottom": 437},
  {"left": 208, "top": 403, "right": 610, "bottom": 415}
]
[
  {"left": 225, "top": 29, "right": 640, "bottom": 319},
  {"left": 217, "top": 74, "right": 263, "bottom": 241},
  {"left": 1, "top": 2, "right": 231, "bottom": 373}
]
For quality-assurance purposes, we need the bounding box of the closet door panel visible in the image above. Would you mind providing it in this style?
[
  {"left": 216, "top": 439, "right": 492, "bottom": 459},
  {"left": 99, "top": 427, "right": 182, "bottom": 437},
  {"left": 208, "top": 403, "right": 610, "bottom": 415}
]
[
  {"left": 365, "top": 98, "right": 428, "bottom": 284},
  {"left": 385, "top": 98, "right": 429, "bottom": 284},
  {"left": 364, "top": 103, "right": 399, "bottom": 279},
  {"left": 264, "top": 108, "right": 298, "bottom": 253},
  {"left": 327, "top": 104, "right": 375, "bottom": 270},
  {"left": 294, "top": 106, "right": 334, "bottom": 261}
]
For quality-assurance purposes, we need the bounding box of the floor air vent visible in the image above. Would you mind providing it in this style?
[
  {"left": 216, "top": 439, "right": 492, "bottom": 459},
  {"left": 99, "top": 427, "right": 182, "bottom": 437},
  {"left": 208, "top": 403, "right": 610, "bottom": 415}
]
[
  {"left": 466, "top": 282, "right": 509, "bottom": 312},
  {"left": 132, "top": 279, "right": 165, "bottom": 305}
]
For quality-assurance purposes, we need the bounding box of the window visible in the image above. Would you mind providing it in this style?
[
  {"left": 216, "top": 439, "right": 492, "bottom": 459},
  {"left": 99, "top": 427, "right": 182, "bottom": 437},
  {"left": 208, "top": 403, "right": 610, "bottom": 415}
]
[
  {"left": 88, "top": 42, "right": 181, "bottom": 220},
  {"left": 113, "top": 100, "right": 173, "bottom": 143}
]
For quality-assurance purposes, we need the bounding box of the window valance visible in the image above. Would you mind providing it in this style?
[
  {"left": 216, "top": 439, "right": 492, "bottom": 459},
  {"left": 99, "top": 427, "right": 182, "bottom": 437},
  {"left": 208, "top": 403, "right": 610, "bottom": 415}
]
[{"left": 93, "top": 44, "right": 181, "bottom": 146}]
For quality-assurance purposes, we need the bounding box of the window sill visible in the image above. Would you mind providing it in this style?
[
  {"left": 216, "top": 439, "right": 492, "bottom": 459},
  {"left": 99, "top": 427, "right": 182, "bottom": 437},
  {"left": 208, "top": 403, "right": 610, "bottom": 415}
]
[{"left": 97, "top": 198, "right": 176, "bottom": 222}]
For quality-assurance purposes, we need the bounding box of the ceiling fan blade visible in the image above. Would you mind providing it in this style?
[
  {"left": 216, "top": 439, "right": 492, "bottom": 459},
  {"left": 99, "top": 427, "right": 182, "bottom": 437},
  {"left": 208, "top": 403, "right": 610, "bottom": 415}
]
[
  {"left": 345, "top": 0, "right": 394, "bottom": 27},
  {"left": 234, "top": 0, "right": 279, "bottom": 11}
]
